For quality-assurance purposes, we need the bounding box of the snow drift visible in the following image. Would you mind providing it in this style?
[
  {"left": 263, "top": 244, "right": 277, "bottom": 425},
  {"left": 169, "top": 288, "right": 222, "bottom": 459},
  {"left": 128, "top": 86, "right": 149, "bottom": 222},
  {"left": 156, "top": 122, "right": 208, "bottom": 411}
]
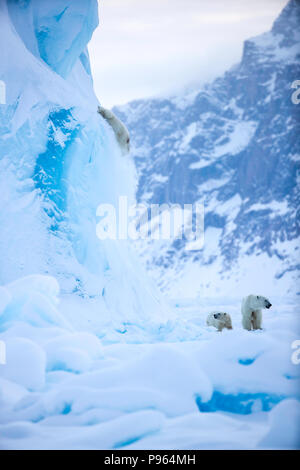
[
  {"left": 0, "top": 274, "right": 300, "bottom": 449},
  {"left": 0, "top": 0, "right": 299, "bottom": 450}
]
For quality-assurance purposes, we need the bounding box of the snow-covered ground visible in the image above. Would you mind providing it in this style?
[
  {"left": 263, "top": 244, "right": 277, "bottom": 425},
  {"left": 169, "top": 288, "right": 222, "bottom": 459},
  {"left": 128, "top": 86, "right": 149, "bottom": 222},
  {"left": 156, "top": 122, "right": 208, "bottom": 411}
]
[{"left": 0, "top": 274, "right": 299, "bottom": 450}]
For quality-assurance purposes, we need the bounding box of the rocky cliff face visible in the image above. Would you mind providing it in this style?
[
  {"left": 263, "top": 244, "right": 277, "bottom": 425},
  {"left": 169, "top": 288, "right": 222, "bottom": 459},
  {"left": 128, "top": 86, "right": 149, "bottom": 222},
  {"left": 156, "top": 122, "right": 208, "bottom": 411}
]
[{"left": 115, "top": 0, "right": 300, "bottom": 299}]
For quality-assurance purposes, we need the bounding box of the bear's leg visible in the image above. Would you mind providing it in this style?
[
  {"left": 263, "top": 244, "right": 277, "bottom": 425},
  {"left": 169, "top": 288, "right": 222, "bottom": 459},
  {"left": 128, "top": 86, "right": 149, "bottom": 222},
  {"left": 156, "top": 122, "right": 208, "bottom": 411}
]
[
  {"left": 242, "top": 315, "right": 252, "bottom": 330},
  {"left": 225, "top": 316, "right": 233, "bottom": 329},
  {"left": 251, "top": 311, "right": 256, "bottom": 329},
  {"left": 253, "top": 310, "right": 262, "bottom": 330}
]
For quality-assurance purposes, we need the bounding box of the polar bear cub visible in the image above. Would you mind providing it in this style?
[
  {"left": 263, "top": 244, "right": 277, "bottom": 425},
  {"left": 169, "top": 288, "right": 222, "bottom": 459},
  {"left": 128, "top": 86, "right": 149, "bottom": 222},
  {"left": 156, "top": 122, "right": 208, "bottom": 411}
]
[
  {"left": 207, "top": 312, "right": 233, "bottom": 331},
  {"left": 241, "top": 295, "right": 272, "bottom": 330},
  {"left": 97, "top": 106, "right": 130, "bottom": 155}
]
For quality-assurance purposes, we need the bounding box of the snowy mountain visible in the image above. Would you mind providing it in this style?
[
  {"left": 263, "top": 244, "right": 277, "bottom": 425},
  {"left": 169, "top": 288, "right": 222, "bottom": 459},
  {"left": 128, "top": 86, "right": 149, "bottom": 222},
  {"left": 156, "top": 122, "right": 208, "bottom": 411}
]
[{"left": 115, "top": 0, "right": 300, "bottom": 300}]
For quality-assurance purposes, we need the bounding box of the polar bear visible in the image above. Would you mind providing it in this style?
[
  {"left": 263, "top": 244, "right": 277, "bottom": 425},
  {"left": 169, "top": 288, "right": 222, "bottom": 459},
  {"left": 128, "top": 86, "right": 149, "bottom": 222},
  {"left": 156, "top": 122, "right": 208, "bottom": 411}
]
[
  {"left": 97, "top": 105, "right": 130, "bottom": 155},
  {"left": 207, "top": 312, "right": 233, "bottom": 332},
  {"left": 241, "top": 295, "right": 272, "bottom": 330}
]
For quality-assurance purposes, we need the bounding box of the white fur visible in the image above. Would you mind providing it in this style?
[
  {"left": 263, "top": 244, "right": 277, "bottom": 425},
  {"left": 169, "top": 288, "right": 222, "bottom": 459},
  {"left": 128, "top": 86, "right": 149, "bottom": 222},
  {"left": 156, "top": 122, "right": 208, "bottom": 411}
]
[
  {"left": 207, "top": 312, "right": 233, "bottom": 332},
  {"left": 241, "top": 294, "right": 272, "bottom": 330},
  {"left": 97, "top": 106, "right": 130, "bottom": 155}
]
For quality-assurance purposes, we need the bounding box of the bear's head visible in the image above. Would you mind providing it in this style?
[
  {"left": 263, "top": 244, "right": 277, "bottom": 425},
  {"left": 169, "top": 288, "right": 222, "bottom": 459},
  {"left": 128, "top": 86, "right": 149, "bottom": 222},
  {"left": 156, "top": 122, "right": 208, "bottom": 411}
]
[
  {"left": 214, "top": 312, "right": 227, "bottom": 319},
  {"left": 251, "top": 295, "right": 272, "bottom": 310}
]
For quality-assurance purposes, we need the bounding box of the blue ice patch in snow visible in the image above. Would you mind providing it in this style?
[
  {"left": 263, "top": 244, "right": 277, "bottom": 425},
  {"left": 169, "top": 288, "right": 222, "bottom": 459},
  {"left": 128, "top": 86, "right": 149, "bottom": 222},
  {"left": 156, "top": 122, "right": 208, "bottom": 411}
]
[
  {"left": 196, "top": 390, "right": 285, "bottom": 414},
  {"left": 62, "top": 403, "right": 72, "bottom": 415},
  {"left": 238, "top": 357, "right": 256, "bottom": 365}
]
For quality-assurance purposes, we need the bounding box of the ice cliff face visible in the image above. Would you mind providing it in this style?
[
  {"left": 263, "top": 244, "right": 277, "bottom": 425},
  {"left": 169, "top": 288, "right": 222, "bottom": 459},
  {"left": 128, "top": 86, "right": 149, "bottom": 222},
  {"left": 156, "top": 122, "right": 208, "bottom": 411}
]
[
  {"left": 0, "top": 0, "right": 166, "bottom": 324},
  {"left": 7, "top": 0, "right": 98, "bottom": 78},
  {"left": 115, "top": 0, "right": 300, "bottom": 299}
]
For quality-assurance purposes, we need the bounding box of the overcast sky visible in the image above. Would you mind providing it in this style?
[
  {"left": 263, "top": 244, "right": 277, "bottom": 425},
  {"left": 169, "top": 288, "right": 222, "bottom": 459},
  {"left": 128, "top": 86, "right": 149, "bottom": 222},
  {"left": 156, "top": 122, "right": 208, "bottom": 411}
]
[{"left": 88, "top": 0, "right": 287, "bottom": 108}]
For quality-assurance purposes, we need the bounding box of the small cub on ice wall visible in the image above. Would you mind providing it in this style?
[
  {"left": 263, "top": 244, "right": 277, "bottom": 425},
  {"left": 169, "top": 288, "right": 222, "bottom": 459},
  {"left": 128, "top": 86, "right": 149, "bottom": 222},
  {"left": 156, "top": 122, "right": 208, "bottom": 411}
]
[
  {"left": 97, "top": 106, "right": 130, "bottom": 155},
  {"left": 241, "top": 295, "right": 272, "bottom": 330},
  {"left": 207, "top": 312, "right": 233, "bottom": 332}
]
